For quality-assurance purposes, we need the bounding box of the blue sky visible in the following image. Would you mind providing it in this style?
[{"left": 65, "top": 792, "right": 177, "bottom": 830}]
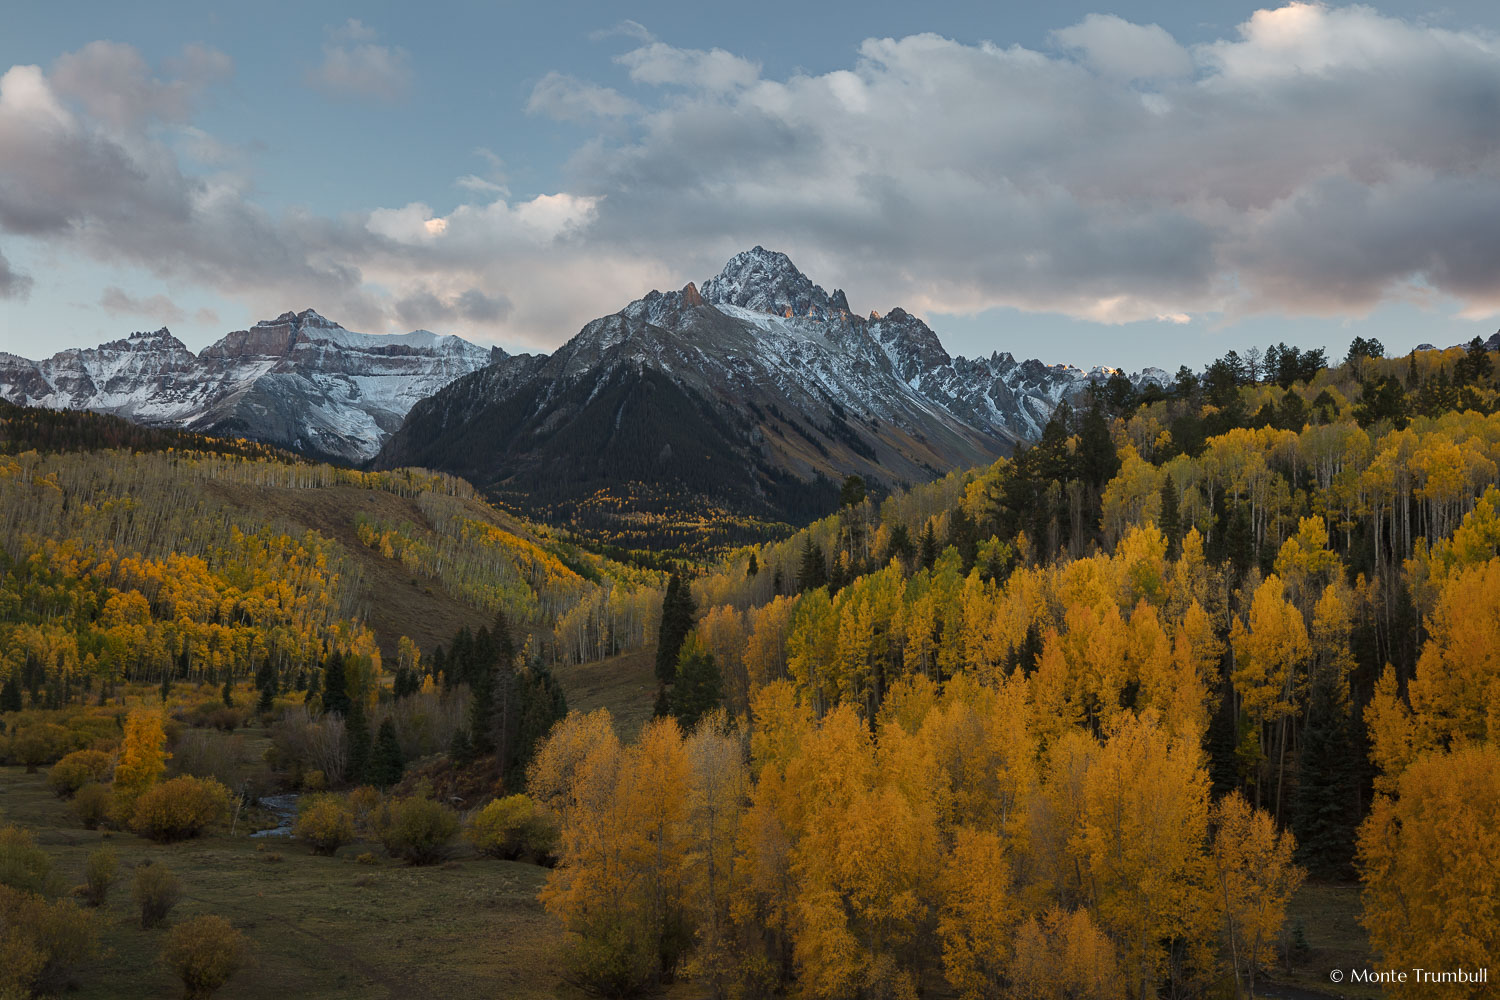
[{"left": 2, "top": 1, "right": 1499, "bottom": 371}]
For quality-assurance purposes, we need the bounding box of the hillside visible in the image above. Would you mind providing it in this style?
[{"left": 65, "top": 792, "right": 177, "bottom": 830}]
[{"left": 0, "top": 403, "right": 663, "bottom": 684}]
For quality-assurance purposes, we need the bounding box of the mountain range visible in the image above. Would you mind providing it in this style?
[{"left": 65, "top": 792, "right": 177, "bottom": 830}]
[
  {"left": 1, "top": 248, "right": 1167, "bottom": 543},
  {"left": 374, "top": 248, "right": 1166, "bottom": 543},
  {"left": 0, "top": 309, "right": 493, "bottom": 463}
]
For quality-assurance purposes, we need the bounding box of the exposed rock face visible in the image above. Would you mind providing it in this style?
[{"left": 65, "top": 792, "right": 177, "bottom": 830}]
[
  {"left": 0, "top": 309, "right": 491, "bottom": 462},
  {"left": 376, "top": 248, "right": 1158, "bottom": 535}
]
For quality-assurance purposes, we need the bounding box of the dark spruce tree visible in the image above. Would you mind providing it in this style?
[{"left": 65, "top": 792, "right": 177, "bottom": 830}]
[
  {"left": 1159, "top": 475, "right": 1182, "bottom": 559},
  {"left": 1, "top": 674, "right": 21, "bottom": 712},
  {"left": 370, "top": 718, "right": 405, "bottom": 789},
  {"left": 918, "top": 521, "right": 938, "bottom": 572},
  {"left": 320, "top": 652, "right": 350, "bottom": 717},
  {"left": 304, "top": 665, "right": 321, "bottom": 712},
  {"left": 798, "top": 538, "right": 828, "bottom": 592},
  {"left": 345, "top": 700, "right": 371, "bottom": 786},
  {"left": 1293, "top": 668, "right": 1360, "bottom": 878},
  {"left": 670, "top": 642, "right": 722, "bottom": 730},
  {"left": 448, "top": 726, "right": 474, "bottom": 766},
  {"left": 655, "top": 573, "right": 696, "bottom": 686},
  {"left": 393, "top": 664, "right": 420, "bottom": 700},
  {"left": 506, "top": 660, "right": 568, "bottom": 786},
  {"left": 255, "top": 661, "right": 276, "bottom": 714},
  {"left": 469, "top": 651, "right": 497, "bottom": 755}
]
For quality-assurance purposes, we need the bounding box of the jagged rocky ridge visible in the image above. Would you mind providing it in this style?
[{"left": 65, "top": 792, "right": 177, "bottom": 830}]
[
  {"left": 376, "top": 247, "right": 1167, "bottom": 534},
  {"left": 0, "top": 310, "right": 492, "bottom": 462}
]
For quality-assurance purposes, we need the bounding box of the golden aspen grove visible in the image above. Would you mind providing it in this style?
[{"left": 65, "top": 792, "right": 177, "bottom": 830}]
[{"left": 5, "top": 339, "right": 1500, "bottom": 999}]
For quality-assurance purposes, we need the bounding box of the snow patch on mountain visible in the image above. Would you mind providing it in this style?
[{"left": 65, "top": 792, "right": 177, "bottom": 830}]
[{"left": 0, "top": 309, "right": 492, "bottom": 462}]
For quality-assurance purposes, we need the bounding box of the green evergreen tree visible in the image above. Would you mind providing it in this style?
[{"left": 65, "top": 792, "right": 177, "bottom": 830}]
[
  {"left": 448, "top": 726, "right": 474, "bottom": 766},
  {"left": 393, "top": 666, "right": 419, "bottom": 699},
  {"left": 670, "top": 641, "right": 722, "bottom": 730},
  {"left": 839, "top": 474, "right": 867, "bottom": 508},
  {"left": 369, "top": 718, "right": 405, "bottom": 789},
  {"left": 321, "top": 652, "right": 349, "bottom": 717},
  {"left": 345, "top": 700, "right": 371, "bottom": 786},
  {"left": 1159, "top": 474, "right": 1182, "bottom": 559},
  {"left": 469, "top": 659, "right": 496, "bottom": 755},
  {"left": 1293, "top": 668, "right": 1359, "bottom": 878},
  {"left": 507, "top": 661, "right": 568, "bottom": 785},
  {"left": 655, "top": 573, "right": 696, "bottom": 686},
  {"left": 946, "top": 505, "right": 978, "bottom": 572},
  {"left": 221, "top": 677, "right": 234, "bottom": 708},
  {"left": 1, "top": 674, "right": 22, "bottom": 712},
  {"left": 746, "top": 552, "right": 759, "bottom": 578},
  {"left": 918, "top": 521, "right": 938, "bottom": 572},
  {"left": 884, "top": 523, "right": 914, "bottom": 566},
  {"left": 255, "top": 661, "right": 276, "bottom": 714},
  {"left": 305, "top": 666, "right": 322, "bottom": 712},
  {"left": 798, "top": 539, "right": 828, "bottom": 592}
]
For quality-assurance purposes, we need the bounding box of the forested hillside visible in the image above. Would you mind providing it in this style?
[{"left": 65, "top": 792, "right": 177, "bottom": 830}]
[
  {"left": 534, "top": 337, "right": 1500, "bottom": 999},
  {"left": 0, "top": 405, "right": 665, "bottom": 707},
  {"left": 3, "top": 338, "right": 1498, "bottom": 1000}
]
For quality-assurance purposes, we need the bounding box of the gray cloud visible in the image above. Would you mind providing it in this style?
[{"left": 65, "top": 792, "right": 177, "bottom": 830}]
[
  {"left": 0, "top": 247, "right": 32, "bottom": 299},
  {"left": 589, "top": 20, "right": 654, "bottom": 44},
  {"left": 307, "top": 21, "right": 411, "bottom": 103},
  {"left": 557, "top": 6, "right": 1500, "bottom": 324},
  {"left": 4, "top": 6, "right": 1500, "bottom": 355},
  {"left": 395, "top": 287, "right": 514, "bottom": 329},
  {"left": 99, "top": 286, "right": 186, "bottom": 324},
  {"left": 1051, "top": 14, "right": 1193, "bottom": 81},
  {"left": 527, "top": 72, "right": 639, "bottom": 121}
]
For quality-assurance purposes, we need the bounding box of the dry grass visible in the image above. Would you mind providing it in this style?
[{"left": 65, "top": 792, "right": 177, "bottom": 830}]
[
  {"left": 0, "top": 763, "right": 576, "bottom": 1000},
  {"left": 553, "top": 646, "right": 659, "bottom": 740}
]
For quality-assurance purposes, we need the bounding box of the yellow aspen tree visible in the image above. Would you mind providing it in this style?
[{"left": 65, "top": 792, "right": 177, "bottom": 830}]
[
  {"left": 1027, "top": 729, "right": 1098, "bottom": 910},
  {"left": 1358, "top": 743, "right": 1500, "bottom": 999},
  {"left": 697, "top": 605, "right": 749, "bottom": 714},
  {"left": 618, "top": 718, "right": 695, "bottom": 982},
  {"left": 526, "top": 708, "right": 619, "bottom": 826},
  {"left": 743, "top": 594, "right": 796, "bottom": 692},
  {"left": 1364, "top": 666, "right": 1419, "bottom": 794},
  {"left": 112, "top": 708, "right": 169, "bottom": 824},
  {"left": 1124, "top": 601, "right": 1172, "bottom": 713},
  {"left": 682, "top": 713, "right": 749, "bottom": 996},
  {"left": 876, "top": 674, "right": 940, "bottom": 738},
  {"left": 1407, "top": 558, "right": 1500, "bottom": 751},
  {"left": 1231, "top": 575, "right": 1310, "bottom": 815},
  {"left": 786, "top": 589, "right": 839, "bottom": 714},
  {"left": 900, "top": 590, "right": 939, "bottom": 680},
  {"left": 1009, "top": 906, "right": 1120, "bottom": 1000},
  {"left": 1210, "top": 791, "right": 1305, "bottom": 1000},
  {"left": 1029, "top": 628, "right": 1080, "bottom": 752},
  {"left": 936, "top": 827, "right": 1020, "bottom": 1000},
  {"left": 1081, "top": 712, "right": 1211, "bottom": 1000}
]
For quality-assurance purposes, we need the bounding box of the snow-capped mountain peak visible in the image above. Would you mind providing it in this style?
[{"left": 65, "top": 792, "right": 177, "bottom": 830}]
[
  {"left": 0, "top": 311, "right": 493, "bottom": 462},
  {"left": 699, "top": 246, "right": 851, "bottom": 320}
]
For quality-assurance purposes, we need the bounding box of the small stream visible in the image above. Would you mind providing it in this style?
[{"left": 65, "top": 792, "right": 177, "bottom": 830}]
[{"left": 250, "top": 793, "right": 301, "bottom": 838}]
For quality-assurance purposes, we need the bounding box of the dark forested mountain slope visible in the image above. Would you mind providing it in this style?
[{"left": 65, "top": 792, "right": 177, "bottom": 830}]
[{"left": 377, "top": 247, "right": 1162, "bottom": 548}]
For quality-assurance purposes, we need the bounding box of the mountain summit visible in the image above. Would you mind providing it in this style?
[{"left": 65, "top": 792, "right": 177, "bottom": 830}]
[
  {"left": 376, "top": 248, "right": 1152, "bottom": 546},
  {"left": 0, "top": 310, "right": 491, "bottom": 462}
]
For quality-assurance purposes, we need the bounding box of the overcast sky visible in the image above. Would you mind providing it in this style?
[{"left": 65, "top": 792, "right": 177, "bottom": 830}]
[{"left": 2, "top": 1, "right": 1498, "bottom": 371}]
